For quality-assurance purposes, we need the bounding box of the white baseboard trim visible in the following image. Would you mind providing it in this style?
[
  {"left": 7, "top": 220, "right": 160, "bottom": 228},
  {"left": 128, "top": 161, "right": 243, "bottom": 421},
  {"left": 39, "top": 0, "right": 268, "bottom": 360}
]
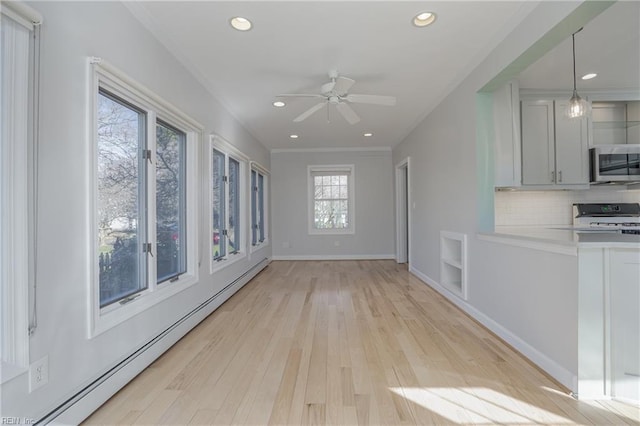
[
  {"left": 409, "top": 266, "right": 577, "bottom": 392},
  {"left": 271, "top": 254, "right": 395, "bottom": 261},
  {"left": 47, "top": 259, "right": 270, "bottom": 425}
]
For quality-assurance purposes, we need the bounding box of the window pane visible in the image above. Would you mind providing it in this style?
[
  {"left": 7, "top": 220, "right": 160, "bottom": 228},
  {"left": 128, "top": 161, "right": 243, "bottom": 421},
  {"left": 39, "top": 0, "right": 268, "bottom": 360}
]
[
  {"left": 228, "top": 157, "right": 240, "bottom": 253},
  {"left": 156, "top": 121, "right": 186, "bottom": 283},
  {"left": 339, "top": 186, "right": 348, "bottom": 198},
  {"left": 251, "top": 170, "right": 257, "bottom": 246},
  {"left": 97, "top": 90, "right": 147, "bottom": 307},
  {"left": 258, "top": 173, "right": 265, "bottom": 242},
  {"left": 331, "top": 185, "right": 340, "bottom": 199},
  {"left": 212, "top": 149, "right": 225, "bottom": 259}
]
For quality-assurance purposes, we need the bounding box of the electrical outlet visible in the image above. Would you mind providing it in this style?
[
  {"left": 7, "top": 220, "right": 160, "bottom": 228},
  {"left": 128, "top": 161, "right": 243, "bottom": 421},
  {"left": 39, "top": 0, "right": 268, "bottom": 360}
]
[
  {"left": 282, "top": 241, "right": 290, "bottom": 249},
  {"left": 334, "top": 240, "right": 341, "bottom": 247},
  {"left": 29, "top": 355, "right": 49, "bottom": 392}
]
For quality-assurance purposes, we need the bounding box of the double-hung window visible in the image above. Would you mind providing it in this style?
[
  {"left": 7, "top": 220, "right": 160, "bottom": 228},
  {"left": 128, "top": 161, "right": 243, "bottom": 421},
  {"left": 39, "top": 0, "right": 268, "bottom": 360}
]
[
  {"left": 308, "top": 165, "right": 355, "bottom": 235},
  {"left": 91, "top": 60, "right": 201, "bottom": 335},
  {"left": 211, "top": 135, "right": 247, "bottom": 271},
  {"left": 250, "top": 164, "right": 268, "bottom": 249}
]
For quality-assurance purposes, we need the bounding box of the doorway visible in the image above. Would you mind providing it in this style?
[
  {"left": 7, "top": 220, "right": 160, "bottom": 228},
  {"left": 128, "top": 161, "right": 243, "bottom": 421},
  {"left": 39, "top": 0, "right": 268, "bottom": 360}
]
[{"left": 395, "top": 158, "right": 410, "bottom": 264}]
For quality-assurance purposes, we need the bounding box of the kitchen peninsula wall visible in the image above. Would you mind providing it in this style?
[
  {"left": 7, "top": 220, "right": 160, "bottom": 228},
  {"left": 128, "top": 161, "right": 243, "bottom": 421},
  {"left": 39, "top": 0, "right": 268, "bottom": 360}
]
[{"left": 495, "top": 187, "right": 640, "bottom": 226}]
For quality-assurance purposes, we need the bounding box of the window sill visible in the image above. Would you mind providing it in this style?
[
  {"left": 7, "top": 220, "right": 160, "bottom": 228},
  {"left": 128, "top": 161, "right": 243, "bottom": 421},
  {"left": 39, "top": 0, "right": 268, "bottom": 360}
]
[
  {"left": 90, "top": 273, "right": 198, "bottom": 338},
  {"left": 210, "top": 251, "right": 247, "bottom": 274},
  {"left": 308, "top": 229, "right": 355, "bottom": 236},
  {"left": 250, "top": 240, "right": 270, "bottom": 253}
]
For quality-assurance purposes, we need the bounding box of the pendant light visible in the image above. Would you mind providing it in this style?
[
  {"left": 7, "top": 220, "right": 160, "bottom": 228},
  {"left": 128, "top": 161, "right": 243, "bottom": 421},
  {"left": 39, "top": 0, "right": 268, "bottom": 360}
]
[{"left": 566, "top": 28, "right": 589, "bottom": 119}]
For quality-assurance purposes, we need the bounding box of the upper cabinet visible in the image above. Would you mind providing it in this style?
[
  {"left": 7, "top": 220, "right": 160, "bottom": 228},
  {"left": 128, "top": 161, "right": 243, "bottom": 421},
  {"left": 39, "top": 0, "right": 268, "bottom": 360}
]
[
  {"left": 591, "top": 101, "right": 640, "bottom": 145},
  {"left": 521, "top": 99, "right": 589, "bottom": 187},
  {"left": 493, "top": 81, "right": 521, "bottom": 187}
]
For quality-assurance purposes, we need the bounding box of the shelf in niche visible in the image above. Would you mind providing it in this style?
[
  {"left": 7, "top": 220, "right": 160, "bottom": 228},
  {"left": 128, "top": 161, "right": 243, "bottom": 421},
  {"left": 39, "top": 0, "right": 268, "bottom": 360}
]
[{"left": 440, "top": 231, "right": 467, "bottom": 300}]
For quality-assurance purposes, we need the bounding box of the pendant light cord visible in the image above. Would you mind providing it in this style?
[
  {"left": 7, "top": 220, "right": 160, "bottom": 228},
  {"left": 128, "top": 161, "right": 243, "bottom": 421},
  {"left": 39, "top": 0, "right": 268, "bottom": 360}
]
[
  {"left": 572, "top": 27, "right": 583, "bottom": 93},
  {"left": 572, "top": 33, "right": 577, "bottom": 92}
]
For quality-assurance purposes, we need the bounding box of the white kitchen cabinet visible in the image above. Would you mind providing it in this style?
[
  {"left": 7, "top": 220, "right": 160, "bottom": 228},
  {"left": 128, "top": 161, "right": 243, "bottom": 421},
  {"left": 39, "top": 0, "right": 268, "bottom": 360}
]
[
  {"left": 521, "top": 99, "right": 589, "bottom": 186},
  {"left": 578, "top": 246, "right": 640, "bottom": 404},
  {"left": 610, "top": 248, "right": 640, "bottom": 403},
  {"left": 591, "top": 101, "right": 640, "bottom": 146},
  {"left": 493, "top": 80, "right": 521, "bottom": 187}
]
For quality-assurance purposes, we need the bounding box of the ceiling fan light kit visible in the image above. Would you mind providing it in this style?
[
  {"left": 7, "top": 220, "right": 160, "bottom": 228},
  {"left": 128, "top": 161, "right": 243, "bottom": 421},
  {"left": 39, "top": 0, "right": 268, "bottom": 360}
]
[{"left": 277, "top": 70, "right": 397, "bottom": 125}]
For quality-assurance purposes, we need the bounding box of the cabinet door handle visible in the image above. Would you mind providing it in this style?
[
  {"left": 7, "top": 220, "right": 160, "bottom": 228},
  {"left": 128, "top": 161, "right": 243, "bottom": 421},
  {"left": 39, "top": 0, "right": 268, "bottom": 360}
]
[
  {"left": 558, "top": 170, "right": 563, "bottom": 182},
  {"left": 551, "top": 171, "right": 555, "bottom": 183}
]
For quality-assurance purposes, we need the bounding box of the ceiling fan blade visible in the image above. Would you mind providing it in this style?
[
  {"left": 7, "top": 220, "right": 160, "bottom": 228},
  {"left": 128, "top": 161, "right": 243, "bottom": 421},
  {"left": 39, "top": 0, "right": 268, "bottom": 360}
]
[
  {"left": 333, "top": 76, "right": 355, "bottom": 95},
  {"left": 345, "top": 94, "right": 396, "bottom": 106},
  {"left": 277, "top": 93, "right": 325, "bottom": 98},
  {"left": 336, "top": 102, "right": 360, "bottom": 125},
  {"left": 293, "top": 102, "right": 326, "bottom": 122}
]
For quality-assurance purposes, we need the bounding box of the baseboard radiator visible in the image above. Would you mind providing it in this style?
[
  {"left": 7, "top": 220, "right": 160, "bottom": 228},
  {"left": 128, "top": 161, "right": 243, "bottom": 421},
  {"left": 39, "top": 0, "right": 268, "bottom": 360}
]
[{"left": 38, "top": 258, "right": 270, "bottom": 425}]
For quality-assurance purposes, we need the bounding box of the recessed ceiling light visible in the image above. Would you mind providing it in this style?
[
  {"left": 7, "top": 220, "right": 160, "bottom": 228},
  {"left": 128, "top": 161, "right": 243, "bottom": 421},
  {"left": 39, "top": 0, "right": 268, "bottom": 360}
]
[
  {"left": 289, "top": 134, "right": 299, "bottom": 139},
  {"left": 230, "top": 16, "right": 252, "bottom": 31},
  {"left": 413, "top": 11, "right": 436, "bottom": 27},
  {"left": 364, "top": 132, "right": 373, "bottom": 137},
  {"left": 582, "top": 73, "right": 597, "bottom": 80},
  {"left": 273, "top": 101, "right": 286, "bottom": 107}
]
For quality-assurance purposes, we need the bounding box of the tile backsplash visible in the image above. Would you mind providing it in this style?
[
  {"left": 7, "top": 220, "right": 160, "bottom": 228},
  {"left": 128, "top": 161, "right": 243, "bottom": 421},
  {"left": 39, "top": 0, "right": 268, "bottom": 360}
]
[{"left": 495, "top": 186, "right": 640, "bottom": 226}]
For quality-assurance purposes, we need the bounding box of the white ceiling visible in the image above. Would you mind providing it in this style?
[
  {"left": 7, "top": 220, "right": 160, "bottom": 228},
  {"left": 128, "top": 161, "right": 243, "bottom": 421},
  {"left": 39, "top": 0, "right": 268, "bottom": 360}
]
[
  {"left": 518, "top": 1, "right": 640, "bottom": 92},
  {"left": 125, "top": 1, "right": 639, "bottom": 151},
  {"left": 126, "top": 1, "right": 535, "bottom": 150}
]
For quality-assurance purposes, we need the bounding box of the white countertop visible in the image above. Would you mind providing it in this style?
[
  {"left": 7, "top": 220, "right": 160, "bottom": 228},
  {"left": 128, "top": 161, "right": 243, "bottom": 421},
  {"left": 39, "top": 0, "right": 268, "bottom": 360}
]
[{"left": 478, "top": 226, "right": 640, "bottom": 254}]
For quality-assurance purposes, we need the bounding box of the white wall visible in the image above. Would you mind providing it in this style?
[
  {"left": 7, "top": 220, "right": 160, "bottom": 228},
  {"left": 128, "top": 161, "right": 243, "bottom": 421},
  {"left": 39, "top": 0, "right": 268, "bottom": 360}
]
[
  {"left": 271, "top": 149, "right": 394, "bottom": 259},
  {"left": 391, "top": 1, "right": 603, "bottom": 390},
  {"left": 2, "top": 1, "right": 270, "bottom": 421}
]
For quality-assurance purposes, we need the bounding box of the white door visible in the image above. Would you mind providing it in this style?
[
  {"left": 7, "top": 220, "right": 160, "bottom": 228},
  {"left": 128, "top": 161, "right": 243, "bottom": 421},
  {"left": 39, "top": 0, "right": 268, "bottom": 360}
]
[{"left": 395, "top": 159, "right": 409, "bottom": 264}]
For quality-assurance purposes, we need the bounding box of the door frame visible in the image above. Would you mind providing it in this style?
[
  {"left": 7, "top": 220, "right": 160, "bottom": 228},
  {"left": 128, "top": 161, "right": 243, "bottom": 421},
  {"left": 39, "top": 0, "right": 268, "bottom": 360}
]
[{"left": 395, "top": 157, "right": 411, "bottom": 264}]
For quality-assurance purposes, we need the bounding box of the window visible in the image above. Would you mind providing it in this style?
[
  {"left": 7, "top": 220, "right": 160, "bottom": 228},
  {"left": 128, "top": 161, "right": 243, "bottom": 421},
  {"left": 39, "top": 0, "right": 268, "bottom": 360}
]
[
  {"left": 97, "top": 90, "right": 147, "bottom": 307},
  {"left": 91, "top": 60, "right": 201, "bottom": 335},
  {"left": 210, "top": 135, "right": 247, "bottom": 271},
  {"left": 155, "top": 121, "right": 187, "bottom": 283},
  {"left": 1, "top": 2, "right": 41, "bottom": 380},
  {"left": 308, "top": 165, "right": 355, "bottom": 235},
  {"left": 250, "top": 164, "right": 268, "bottom": 249}
]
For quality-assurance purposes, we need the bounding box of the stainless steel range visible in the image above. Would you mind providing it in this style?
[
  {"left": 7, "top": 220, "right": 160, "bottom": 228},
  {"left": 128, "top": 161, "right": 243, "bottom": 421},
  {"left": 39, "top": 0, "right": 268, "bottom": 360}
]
[{"left": 573, "top": 203, "right": 640, "bottom": 234}]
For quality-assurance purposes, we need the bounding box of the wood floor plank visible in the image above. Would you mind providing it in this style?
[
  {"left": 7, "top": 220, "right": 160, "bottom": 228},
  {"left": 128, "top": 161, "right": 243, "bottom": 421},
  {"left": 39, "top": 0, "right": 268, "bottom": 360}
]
[{"left": 83, "top": 260, "right": 638, "bottom": 426}]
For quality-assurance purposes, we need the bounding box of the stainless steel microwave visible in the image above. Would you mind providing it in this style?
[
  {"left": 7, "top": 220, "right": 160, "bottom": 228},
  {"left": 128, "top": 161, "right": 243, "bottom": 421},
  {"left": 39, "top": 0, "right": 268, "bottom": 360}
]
[{"left": 590, "top": 144, "right": 640, "bottom": 182}]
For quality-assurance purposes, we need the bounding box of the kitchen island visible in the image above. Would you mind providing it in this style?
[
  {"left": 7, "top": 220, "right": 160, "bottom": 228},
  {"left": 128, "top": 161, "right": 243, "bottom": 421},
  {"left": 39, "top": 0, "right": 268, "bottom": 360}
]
[{"left": 478, "top": 227, "right": 639, "bottom": 404}]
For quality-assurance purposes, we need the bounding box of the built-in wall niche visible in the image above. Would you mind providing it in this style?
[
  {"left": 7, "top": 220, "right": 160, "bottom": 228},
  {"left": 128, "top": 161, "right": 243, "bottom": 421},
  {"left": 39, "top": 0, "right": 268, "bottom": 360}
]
[
  {"left": 592, "top": 101, "right": 640, "bottom": 145},
  {"left": 440, "top": 231, "right": 467, "bottom": 300}
]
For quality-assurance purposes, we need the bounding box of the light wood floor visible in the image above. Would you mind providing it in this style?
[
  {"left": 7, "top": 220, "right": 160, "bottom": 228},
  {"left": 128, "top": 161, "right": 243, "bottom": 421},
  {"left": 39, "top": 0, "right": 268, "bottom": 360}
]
[{"left": 84, "top": 260, "right": 639, "bottom": 425}]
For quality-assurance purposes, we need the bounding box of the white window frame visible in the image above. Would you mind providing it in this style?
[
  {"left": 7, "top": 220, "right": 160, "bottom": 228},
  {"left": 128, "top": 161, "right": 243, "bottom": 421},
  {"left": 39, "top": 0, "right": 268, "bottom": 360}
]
[
  {"left": 210, "top": 135, "right": 248, "bottom": 273},
  {"left": 1, "top": 3, "right": 41, "bottom": 383},
  {"left": 307, "top": 164, "right": 355, "bottom": 235},
  {"left": 88, "top": 59, "right": 202, "bottom": 337},
  {"left": 250, "top": 161, "right": 269, "bottom": 252}
]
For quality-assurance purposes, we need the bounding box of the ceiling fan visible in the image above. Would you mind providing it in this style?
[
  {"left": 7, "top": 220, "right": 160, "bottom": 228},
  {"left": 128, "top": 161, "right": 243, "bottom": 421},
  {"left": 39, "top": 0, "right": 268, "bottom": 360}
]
[{"left": 277, "top": 70, "right": 396, "bottom": 125}]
